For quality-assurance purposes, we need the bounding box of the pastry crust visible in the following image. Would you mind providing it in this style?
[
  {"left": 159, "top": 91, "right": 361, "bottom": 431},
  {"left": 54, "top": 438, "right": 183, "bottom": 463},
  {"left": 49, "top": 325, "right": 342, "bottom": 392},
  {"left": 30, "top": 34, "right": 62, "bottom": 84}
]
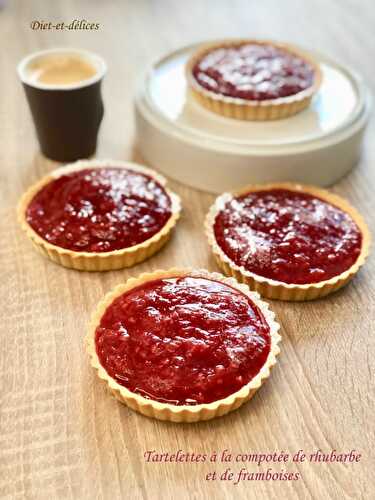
[
  {"left": 206, "top": 183, "right": 371, "bottom": 301},
  {"left": 86, "top": 268, "right": 281, "bottom": 422},
  {"left": 186, "top": 39, "right": 322, "bottom": 121},
  {"left": 17, "top": 159, "right": 181, "bottom": 271}
]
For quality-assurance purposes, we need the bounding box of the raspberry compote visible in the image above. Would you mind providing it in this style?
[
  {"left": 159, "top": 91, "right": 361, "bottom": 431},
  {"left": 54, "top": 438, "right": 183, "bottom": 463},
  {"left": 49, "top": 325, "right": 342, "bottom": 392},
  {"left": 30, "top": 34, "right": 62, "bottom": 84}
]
[
  {"left": 26, "top": 168, "right": 172, "bottom": 253},
  {"left": 192, "top": 43, "right": 315, "bottom": 101},
  {"left": 95, "top": 276, "right": 271, "bottom": 405},
  {"left": 213, "top": 189, "right": 362, "bottom": 285}
]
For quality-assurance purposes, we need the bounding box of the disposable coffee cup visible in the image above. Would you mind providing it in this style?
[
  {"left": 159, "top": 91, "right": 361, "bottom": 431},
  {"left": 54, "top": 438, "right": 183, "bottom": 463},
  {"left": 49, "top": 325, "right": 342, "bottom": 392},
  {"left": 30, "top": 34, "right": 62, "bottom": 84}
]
[{"left": 17, "top": 48, "right": 107, "bottom": 162}]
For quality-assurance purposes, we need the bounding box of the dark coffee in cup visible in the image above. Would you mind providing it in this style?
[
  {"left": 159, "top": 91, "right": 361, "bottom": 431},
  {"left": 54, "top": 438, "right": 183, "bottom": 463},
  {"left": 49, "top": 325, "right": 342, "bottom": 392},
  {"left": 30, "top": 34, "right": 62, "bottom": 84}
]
[{"left": 18, "top": 49, "right": 106, "bottom": 162}]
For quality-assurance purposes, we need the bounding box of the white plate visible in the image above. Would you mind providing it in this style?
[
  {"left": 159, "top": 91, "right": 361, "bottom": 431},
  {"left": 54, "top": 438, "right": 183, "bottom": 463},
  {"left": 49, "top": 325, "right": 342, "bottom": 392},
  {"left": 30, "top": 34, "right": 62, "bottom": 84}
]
[{"left": 135, "top": 42, "right": 371, "bottom": 193}]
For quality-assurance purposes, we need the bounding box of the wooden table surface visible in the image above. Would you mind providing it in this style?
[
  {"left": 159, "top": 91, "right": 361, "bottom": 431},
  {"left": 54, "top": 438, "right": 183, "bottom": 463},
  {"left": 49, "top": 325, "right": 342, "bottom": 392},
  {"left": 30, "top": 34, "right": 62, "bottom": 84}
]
[{"left": 1, "top": 1, "right": 374, "bottom": 499}]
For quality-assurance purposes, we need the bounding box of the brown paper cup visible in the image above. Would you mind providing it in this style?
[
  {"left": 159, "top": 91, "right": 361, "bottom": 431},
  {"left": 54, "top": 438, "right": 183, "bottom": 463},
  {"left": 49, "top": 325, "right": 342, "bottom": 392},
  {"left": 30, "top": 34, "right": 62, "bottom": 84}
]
[{"left": 17, "top": 48, "right": 106, "bottom": 162}]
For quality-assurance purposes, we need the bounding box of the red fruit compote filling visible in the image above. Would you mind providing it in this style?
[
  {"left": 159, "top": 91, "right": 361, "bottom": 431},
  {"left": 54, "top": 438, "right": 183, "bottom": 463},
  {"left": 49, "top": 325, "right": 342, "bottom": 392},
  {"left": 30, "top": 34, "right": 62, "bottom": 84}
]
[
  {"left": 214, "top": 189, "right": 362, "bottom": 285},
  {"left": 95, "top": 276, "right": 271, "bottom": 405},
  {"left": 192, "top": 43, "right": 315, "bottom": 101},
  {"left": 26, "top": 168, "right": 172, "bottom": 252}
]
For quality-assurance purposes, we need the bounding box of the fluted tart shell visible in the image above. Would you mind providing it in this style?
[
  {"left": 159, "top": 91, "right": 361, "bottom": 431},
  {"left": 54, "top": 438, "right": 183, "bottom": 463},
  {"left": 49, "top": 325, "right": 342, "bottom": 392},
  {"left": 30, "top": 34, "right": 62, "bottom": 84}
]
[
  {"left": 186, "top": 39, "right": 322, "bottom": 121},
  {"left": 17, "top": 159, "right": 181, "bottom": 271},
  {"left": 86, "top": 268, "right": 281, "bottom": 422},
  {"left": 206, "top": 183, "right": 370, "bottom": 301}
]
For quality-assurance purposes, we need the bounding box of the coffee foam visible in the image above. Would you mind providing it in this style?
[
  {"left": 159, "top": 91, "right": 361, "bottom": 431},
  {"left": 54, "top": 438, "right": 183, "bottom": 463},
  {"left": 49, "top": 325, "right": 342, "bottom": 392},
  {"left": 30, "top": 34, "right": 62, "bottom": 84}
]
[
  {"left": 27, "top": 54, "right": 97, "bottom": 86},
  {"left": 18, "top": 49, "right": 107, "bottom": 90}
]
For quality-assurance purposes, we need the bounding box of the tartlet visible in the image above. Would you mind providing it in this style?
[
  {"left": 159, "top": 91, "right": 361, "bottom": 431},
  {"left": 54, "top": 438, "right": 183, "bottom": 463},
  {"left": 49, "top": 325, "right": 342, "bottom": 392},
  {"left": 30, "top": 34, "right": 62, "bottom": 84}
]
[
  {"left": 17, "top": 159, "right": 181, "bottom": 271},
  {"left": 186, "top": 39, "right": 322, "bottom": 121},
  {"left": 206, "top": 183, "right": 370, "bottom": 301},
  {"left": 86, "top": 269, "right": 281, "bottom": 422}
]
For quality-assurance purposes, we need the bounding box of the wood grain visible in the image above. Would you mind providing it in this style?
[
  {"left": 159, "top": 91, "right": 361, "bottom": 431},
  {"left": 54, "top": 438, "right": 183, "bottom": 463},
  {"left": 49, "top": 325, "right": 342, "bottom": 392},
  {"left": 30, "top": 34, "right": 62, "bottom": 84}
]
[{"left": 0, "top": 1, "right": 374, "bottom": 499}]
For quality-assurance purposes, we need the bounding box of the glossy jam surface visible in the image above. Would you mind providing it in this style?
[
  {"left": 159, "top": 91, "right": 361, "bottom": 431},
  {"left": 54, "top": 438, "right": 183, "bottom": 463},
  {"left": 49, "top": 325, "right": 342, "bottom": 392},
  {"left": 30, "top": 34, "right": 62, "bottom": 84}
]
[
  {"left": 192, "top": 43, "right": 315, "bottom": 101},
  {"left": 214, "top": 189, "right": 362, "bottom": 285},
  {"left": 26, "top": 168, "right": 172, "bottom": 252},
  {"left": 95, "top": 276, "right": 271, "bottom": 406}
]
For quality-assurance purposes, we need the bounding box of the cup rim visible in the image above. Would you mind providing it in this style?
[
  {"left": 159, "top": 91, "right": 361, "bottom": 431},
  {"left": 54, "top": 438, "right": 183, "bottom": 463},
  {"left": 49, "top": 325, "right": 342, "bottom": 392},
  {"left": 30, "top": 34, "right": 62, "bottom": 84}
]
[{"left": 17, "top": 47, "right": 107, "bottom": 91}]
